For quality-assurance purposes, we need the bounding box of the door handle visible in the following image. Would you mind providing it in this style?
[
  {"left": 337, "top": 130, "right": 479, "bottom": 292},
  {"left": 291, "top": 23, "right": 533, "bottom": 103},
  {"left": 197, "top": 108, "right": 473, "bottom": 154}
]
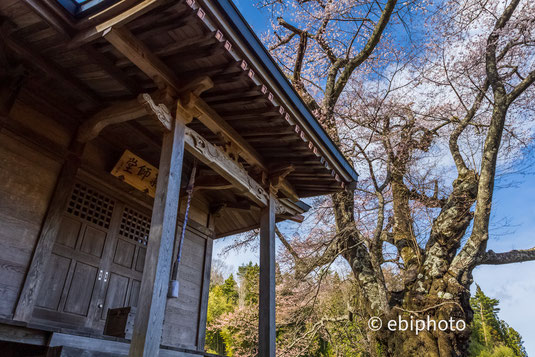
[
  {"left": 104, "top": 271, "right": 109, "bottom": 283},
  {"left": 98, "top": 303, "right": 103, "bottom": 309},
  {"left": 98, "top": 270, "right": 103, "bottom": 281}
]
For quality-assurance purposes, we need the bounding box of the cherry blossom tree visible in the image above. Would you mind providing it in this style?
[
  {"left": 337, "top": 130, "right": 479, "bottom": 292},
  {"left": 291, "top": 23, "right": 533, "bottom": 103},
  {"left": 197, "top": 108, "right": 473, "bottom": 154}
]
[{"left": 254, "top": 0, "right": 535, "bottom": 355}]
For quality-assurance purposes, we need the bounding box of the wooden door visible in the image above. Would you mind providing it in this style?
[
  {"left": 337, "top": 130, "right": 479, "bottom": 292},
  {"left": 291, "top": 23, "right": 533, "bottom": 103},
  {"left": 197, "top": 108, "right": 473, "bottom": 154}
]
[
  {"left": 92, "top": 205, "right": 150, "bottom": 329},
  {"left": 32, "top": 181, "right": 149, "bottom": 332},
  {"left": 32, "top": 182, "right": 119, "bottom": 329}
]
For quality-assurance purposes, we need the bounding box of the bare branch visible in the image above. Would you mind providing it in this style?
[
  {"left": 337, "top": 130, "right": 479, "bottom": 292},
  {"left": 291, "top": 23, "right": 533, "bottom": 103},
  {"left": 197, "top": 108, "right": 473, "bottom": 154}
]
[
  {"left": 477, "top": 247, "right": 535, "bottom": 265},
  {"left": 275, "top": 225, "right": 301, "bottom": 261},
  {"left": 328, "top": 0, "right": 398, "bottom": 106},
  {"left": 449, "top": 79, "right": 490, "bottom": 175},
  {"left": 450, "top": 0, "right": 523, "bottom": 278},
  {"left": 507, "top": 68, "right": 535, "bottom": 105}
]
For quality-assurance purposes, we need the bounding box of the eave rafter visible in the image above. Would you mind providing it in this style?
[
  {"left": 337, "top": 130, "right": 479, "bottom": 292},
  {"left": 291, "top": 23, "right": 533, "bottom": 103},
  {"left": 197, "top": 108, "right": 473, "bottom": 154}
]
[
  {"left": 23, "top": 0, "right": 348, "bottom": 202},
  {"left": 100, "top": 24, "right": 301, "bottom": 201}
]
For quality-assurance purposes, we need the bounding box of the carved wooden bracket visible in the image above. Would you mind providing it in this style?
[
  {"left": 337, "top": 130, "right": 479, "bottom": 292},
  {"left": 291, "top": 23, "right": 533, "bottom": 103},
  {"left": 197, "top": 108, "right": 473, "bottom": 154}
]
[
  {"left": 274, "top": 200, "right": 288, "bottom": 215},
  {"left": 223, "top": 141, "right": 241, "bottom": 162},
  {"left": 269, "top": 164, "right": 295, "bottom": 192},
  {"left": 77, "top": 97, "right": 148, "bottom": 143},
  {"left": 77, "top": 91, "right": 174, "bottom": 143},
  {"left": 138, "top": 92, "right": 172, "bottom": 131},
  {"left": 183, "top": 126, "right": 269, "bottom": 207},
  {"left": 179, "top": 76, "right": 214, "bottom": 109}
]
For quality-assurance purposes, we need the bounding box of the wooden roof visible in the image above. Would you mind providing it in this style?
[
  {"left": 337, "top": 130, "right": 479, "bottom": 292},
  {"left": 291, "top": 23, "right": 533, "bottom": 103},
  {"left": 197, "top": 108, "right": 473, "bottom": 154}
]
[
  {"left": 1, "top": 0, "right": 358, "bottom": 193},
  {"left": 1, "top": 0, "right": 359, "bottom": 238}
]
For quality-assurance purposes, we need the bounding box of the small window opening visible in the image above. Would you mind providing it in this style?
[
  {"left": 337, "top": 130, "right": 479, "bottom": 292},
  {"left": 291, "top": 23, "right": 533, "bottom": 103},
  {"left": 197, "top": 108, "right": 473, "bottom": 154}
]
[{"left": 57, "top": 0, "right": 119, "bottom": 18}]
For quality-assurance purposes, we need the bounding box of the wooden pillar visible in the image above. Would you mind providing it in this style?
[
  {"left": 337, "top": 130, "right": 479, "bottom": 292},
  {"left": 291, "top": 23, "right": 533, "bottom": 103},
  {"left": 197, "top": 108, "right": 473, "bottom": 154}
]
[
  {"left": 128, "top": 116, "right": 186, "bottom": 357},
  {"left": 14, "top": 147, "right": 83, "bottom": 322},
  {"left": 259, "top": 191, "right": 276, "bottom": 357},
  {"left": 196, "top": 236, "right": 214, "bottom": 349}
]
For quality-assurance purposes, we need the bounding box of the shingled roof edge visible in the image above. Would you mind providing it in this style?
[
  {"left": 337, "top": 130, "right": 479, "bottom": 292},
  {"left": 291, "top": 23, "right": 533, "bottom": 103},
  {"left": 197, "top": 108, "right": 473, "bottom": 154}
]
[{"left": 203, "top": 0, "right": 359, "bottom": 184}]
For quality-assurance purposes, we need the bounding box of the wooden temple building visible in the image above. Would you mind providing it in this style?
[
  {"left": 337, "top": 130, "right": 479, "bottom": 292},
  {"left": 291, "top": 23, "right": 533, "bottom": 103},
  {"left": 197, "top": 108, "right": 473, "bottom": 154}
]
[{"left": 0, "top": 0, "right": 358, "bottom": 356}]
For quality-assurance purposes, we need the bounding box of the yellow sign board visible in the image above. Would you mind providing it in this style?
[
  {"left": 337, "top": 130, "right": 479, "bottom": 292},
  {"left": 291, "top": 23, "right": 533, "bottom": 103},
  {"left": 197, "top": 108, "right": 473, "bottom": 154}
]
[{"left": 111, "top": 150, "right": 158, "bottom": 198}]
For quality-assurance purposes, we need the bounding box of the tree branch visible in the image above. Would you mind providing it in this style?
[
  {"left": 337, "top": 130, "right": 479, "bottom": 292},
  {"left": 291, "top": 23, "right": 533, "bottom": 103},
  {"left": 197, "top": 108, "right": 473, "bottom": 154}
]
[
  {"left": 450, "top": 0, "right": 522, "bottom": 279},
  {"left": 408, "top": 186, "right": 446, "bottom": 208},
  {"left": 275, "top": 225, "right": 300, "bottom": 261},
  {"left": 507, "top": 68, "right": 535, "bottom": 105},
  {"left": 477, "top": 247, "right": 535, "bottom": 265},
  {"left": 328, "top": 0, "right": 398, "bottom": 106},
  {"left": 449, "top": 79, "right": 490, "bottom": 175}
]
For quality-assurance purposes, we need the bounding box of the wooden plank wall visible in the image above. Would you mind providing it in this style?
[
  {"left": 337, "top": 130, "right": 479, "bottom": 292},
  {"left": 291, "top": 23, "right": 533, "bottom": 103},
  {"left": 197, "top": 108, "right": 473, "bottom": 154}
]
[
  {"left": 0, "top": 100, "right": 213, "bottom": 350},
  {"left": 0, "top": 102, "right": 70, "bottom": 318},
  {"left": 162, "top": 227, "right": 208, "bottom": 350}
]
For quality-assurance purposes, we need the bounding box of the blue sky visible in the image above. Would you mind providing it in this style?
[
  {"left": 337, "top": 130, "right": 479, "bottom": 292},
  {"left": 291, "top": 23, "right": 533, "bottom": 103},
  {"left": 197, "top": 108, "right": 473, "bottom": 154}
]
[{"left": 214, "top": 1, "right": 535, "bottom": 353}]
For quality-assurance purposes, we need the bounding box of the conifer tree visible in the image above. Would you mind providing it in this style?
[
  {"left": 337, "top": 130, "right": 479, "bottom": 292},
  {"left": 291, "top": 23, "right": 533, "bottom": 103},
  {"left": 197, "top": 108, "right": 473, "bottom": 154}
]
[{"left": 468, "top": 287, "right": 527, "bottom": 357}]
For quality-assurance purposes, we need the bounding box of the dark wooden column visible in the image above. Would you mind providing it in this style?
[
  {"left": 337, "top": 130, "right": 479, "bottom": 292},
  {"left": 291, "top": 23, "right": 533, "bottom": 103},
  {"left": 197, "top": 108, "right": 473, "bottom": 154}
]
[
  {"left": 259, "top": 191, "right": 276, "bottom": 357},
  {"left": 196, "top": 236, "right": 214, "bottom": 349},
  {"left": 13, "top": 146, "right": 83, "bottom": 322},
  {"left": 128, "top": 116, "right": 186, "bottom": 357}
]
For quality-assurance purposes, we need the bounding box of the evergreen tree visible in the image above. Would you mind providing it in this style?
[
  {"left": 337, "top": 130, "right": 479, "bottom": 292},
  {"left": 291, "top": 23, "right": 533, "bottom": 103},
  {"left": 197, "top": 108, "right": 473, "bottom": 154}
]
[
  {"left": 468, "top": 286, "right": 527, "bottom": 357},
  {"left": 206, "top": 275, "right": 240, "bottom": 354},
  {"left": 221, "top": 274, "right": 239, "bottom": 305},
  {"left": 471, "top": 285, "right": 502, "bottom": 348},
  {"left": 237, "top": 262, "right": 260, "bottom": 305},
  {"left": 501, "top": 323, "right": 527, "bottom": 357}
]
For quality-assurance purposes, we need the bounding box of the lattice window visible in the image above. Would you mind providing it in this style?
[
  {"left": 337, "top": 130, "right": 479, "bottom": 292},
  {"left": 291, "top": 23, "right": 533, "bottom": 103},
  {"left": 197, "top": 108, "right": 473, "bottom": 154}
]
[
  {"left": 66, "top": 183, "right": 115, "bottom": 229},
  {"left": 119, "top": 207, "right": 151, "bottom": 246}
]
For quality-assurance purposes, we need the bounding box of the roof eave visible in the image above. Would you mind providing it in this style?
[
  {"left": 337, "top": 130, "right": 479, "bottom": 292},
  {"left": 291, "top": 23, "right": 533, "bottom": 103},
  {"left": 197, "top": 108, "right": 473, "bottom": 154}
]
[{"left": 199, "top": 0, "right": 359, "bottom": 184}]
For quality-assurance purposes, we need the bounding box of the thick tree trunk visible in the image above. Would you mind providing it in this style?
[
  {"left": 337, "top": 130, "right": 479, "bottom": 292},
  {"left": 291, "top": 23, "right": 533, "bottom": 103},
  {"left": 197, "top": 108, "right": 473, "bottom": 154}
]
[
  {"left": 333, "top": 186, "right": 476, "bottom": 356},
  {"left": 365, "top": 286, "right": 472, "bottom": 357}
]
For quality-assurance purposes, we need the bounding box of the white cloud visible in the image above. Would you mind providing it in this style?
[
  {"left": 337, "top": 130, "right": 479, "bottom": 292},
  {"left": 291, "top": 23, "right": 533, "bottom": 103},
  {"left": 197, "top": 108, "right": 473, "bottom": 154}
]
[{"left": 473, "top": 262, "right": 535, "bottom": 355}]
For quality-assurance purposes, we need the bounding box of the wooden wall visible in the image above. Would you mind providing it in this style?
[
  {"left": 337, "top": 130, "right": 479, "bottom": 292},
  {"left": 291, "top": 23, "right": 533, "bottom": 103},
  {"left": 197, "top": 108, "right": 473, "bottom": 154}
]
[
  {"left": 163, "top": 227, "right": 211, "bottom": 350},
  {"left": 0, "top": 100, "right": 213, "bottom": 350},
  {"left": 0, "top": 101, "right": 69, "bottom": 318}
]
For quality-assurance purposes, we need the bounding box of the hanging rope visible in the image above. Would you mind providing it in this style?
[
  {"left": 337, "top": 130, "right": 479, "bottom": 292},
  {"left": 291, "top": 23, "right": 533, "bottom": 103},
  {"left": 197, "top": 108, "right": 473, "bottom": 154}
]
[{"left": 168, "top": 159, "right": 197, "bottom": 298}]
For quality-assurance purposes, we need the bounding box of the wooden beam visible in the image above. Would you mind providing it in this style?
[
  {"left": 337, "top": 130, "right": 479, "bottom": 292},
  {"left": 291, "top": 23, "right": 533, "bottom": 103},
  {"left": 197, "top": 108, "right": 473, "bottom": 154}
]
[
  {"left": 154, "top": 31, "right": 219, "bottom": 59},
  {"left": 69, "top": 0, "right": 164, "bottom": 47},
  {"left": 180, "top": 77, "right": 214, "bottom": 103},
  {"left": 77, "top": 92, "right": 172, "bottom": 142},
  {"left": 259, "top": 192, "right": 276, "bottom": 357},
  {"left": 103, "top": 26, "right": 181, "bottom": 92},
  {"left": 22, "top": 0, "right": 71, "bottom": 39},
  {"left": 203, "top": 84, "right": 267, "bottom": 102},
  {"left": 21, "top": 0, "right": 141, "bottom": 95},
  {"left": 183, "top": 125, "right": 269, "bottom": 207},
  {"left": 82, "top": 44, "right": 140, "bottom": 94},
  {"left": 194, "top": 175, "right": 233, "bottom": 191},
  {"left": 13, "top": 150, "right": 83, "bottom": 322},
  {"left": 188, "top": 93, "right": 264, "bottom": 167},
  {"left": 280, "top": 214, "right": 305, "bottom": 223},
  {"left": 2, "top": 35, "right": 100, "bottom": 106},
  {"left": 77, "top": 98, "right": 147, "bottom": 142},
  {"left": 102, "top": 24, "right": 298, "bottom": 201},
  {"left": 188, "top": 95, "right": 298, "bottom": 201},
  {"left": 269, "top": 163, "right": 294, "bottom": 190},
  {"left": 211, "top": 201, "right": 254, "bottom": 212},
  {"left": 128, "top": 116, "right": 186, "bottom": 357}
]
